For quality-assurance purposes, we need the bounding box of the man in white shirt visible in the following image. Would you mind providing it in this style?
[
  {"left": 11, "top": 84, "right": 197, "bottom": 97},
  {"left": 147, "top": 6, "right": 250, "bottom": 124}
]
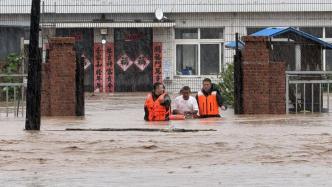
[{"left": 173, "top": 86, "right": 199, "bottom": 118}]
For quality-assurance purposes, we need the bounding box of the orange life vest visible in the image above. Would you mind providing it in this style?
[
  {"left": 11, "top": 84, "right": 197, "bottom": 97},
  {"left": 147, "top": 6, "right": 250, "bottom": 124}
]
[
  {"left": 144, "top": 93, "right": 170, "bottom": 121},
  {"left": 197, "top": 91, "right": 219, "bottom": 116}
]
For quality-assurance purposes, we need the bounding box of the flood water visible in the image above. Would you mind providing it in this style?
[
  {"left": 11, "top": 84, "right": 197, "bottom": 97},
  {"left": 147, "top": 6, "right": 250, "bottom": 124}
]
[{"left": 1, "top": 93, "right": 332, "bottom": 186}]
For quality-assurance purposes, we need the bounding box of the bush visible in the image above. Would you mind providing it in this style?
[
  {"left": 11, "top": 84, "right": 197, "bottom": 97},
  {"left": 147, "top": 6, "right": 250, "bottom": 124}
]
[
  {"left": 1, "top": 53, "right": 23, "bottom": 74},
  {"left": 0, "top": 53, "right": 24, "bottom": 100},
  {"left": 218, "top": 63, "right": 234, "bottom": 107}
]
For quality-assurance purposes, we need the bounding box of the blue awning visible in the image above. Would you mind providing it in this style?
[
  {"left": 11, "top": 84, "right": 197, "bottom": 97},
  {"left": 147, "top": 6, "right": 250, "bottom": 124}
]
[
  {"left": 251, "top": 27, "right": 332, "bottom": 49},
  {"left": 225, "top": 41, "right": 245, "bottom": 49},
  {"left": 250, "top": 27, "right": 286, "bottom": 37},
  {"left": 226, "top": 27, "right": 332, "bottom": 50}
]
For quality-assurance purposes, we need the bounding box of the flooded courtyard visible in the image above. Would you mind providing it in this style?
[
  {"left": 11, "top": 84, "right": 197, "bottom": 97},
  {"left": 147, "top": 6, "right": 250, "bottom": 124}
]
[{"left": 1, "top": 93, "right": 332, "bottom": 186}]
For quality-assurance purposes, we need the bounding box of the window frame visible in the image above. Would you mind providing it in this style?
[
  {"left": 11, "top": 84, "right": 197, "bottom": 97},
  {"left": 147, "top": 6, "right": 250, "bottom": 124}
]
[
  {"left": 175, "top": 43, "right": 199, "bottom": 76},
  {"left": 323, "top": 27, "right": 332, "bottom": 71},
  {"left": 174, "top": 28, "right": 198, "bottom": 39},
  {"left": 174, "top": 28, "right": 224, "bottom": 77}
]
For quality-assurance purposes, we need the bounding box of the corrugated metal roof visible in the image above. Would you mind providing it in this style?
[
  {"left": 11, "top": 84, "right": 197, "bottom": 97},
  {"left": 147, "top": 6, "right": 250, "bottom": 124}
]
[
  {"left": 250, "top": 27, "right": 285, "bottom": 36},
  {"left": 251, "top": 27, "right": 332, "bottom": 49},
  {"left": 1, "top": 0, "right": 332, "bottom": 14}
]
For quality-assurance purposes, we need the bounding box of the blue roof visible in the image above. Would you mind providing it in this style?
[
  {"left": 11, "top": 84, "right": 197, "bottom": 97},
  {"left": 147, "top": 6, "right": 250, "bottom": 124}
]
[{"left": 251, "top": 27, "right": 332, "bottom": 49}]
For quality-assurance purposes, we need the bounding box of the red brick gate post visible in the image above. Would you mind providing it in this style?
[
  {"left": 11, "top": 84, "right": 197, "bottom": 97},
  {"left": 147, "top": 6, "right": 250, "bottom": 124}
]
[
  {"left": 41, "top": 37, "right": 76, "bottom": 116},
  {"left": 241, "top": 36, "right": 286, "bottom": 114}
]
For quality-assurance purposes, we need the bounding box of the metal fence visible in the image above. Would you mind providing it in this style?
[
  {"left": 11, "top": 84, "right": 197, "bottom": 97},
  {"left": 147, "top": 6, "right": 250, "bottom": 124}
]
[
  {"left": 286, "top": 71, "right": 332, "bottom": 114},
  {"left": 0, "top": 74, "right": 27, "bottom": 117},
  {"left": 2, "top": 0, "right": 332, "bottom": 114}
]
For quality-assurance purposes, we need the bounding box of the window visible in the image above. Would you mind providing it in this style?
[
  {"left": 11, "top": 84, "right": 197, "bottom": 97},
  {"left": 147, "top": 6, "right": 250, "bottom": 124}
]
[
  {"left": 176, "top": 45, "right": 198, "bottom": 75},
  {"left": 200, "top": 28, "right": 224, "bottom": 39},
  {"left": 0, "top": 27, "right": 27, "bottom": 61},
  {"left": 326, "top": 50, "right": 332, "bottom": 71},
  {"left": 324, "top": 27, "right": 332, "bottom": 71},
  {"left": 200, "top": 44, "right": 221, "bottom": 75},
  {"left": 175, "top": 28, "right": 224, "bottom": 76},
  {"left": 299, "top": 27, "right": 323, "bottom": 38},
  {"left": 326, "top": 27, "right": 332, "bottom": 38},
  {"left": 175, "top": 28, "right": 198, "bottom": 39}
]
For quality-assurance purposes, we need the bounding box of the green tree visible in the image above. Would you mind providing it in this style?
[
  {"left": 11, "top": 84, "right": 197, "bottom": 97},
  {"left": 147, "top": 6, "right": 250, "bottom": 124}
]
[
  {"left": 218, "top": 63, "right": 234, "bottom": 107},
  {"left": 1, "top": 53, "right": 23, "bottom": 99},
  {"left": 1, "top": 53, "right": 23, "bottom": 74}
]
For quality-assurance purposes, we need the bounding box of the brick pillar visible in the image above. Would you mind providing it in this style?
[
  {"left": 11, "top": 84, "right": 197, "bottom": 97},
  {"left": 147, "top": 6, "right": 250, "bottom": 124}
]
[
  {"left": 269, "top": 62, "right": 286, "bottom": 114},
  {"left": 41, "top": 37, "right": 76, "bottom": 116},
  {"left": 41, "top": 63, "right": 50, "bottom": 116},
  {"left": 241, "top": 36, "right": 286, "bottom": 114}
]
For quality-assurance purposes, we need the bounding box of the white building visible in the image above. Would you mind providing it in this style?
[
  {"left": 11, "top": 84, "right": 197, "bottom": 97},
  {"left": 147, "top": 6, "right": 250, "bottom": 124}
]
[{"left": 1, "top": 0, "right": 332, "bottom": 92}]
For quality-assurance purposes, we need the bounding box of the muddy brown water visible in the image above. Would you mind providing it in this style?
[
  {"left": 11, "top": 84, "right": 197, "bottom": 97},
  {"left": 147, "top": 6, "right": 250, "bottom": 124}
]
[{"left": 1, "top": 93, "right": 332, "bottom": 186}]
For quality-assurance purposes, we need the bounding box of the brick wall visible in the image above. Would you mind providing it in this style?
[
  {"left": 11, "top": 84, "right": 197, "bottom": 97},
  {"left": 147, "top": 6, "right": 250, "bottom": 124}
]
[
  {"left": 269, "top": 62, "right": 286, "bottom": 114},
  {"left": 242, "top": 36, "right": 286, "bottom": 114},
  {"left": 41, "top": 37, "right": 76, "bottom": 116},
  {"left": 41, "top": 63, "right": 51, "bottom": 116}
]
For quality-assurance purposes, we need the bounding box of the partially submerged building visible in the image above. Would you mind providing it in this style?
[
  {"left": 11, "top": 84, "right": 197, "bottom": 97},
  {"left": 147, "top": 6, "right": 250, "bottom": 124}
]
[
  {"left": 227, "top": 27, "right": 332, "bottom": 113},
  {"left": 1, "top": 0, "right": 332, "bottom": 93}
]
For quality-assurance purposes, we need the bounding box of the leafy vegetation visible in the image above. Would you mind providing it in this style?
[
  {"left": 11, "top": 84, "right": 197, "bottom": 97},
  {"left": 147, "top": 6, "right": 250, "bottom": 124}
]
[{"left": 218, "top": 63, "right": 234, "bottom": 107}]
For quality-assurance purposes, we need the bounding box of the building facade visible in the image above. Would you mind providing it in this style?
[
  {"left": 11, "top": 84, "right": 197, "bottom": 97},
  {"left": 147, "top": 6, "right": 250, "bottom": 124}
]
[{"left": 1, "top": 0, "right": 332, "bottom": 92}]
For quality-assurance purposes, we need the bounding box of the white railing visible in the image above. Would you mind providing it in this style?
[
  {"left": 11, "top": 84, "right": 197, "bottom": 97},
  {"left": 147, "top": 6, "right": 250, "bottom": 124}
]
[
  {"left": 286, "top": 71, "right": 332, "bottom": 114},
  {"left": 0, "top": 74, "right": 27, "bottom": 117}
]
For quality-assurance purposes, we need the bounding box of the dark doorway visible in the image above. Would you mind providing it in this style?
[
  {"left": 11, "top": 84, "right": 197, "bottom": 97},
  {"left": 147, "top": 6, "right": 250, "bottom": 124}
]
[
  {"left": 114, "top": 28, "right": 153, "bottom": 92},
  {"left": 0, "top": 26, "right": 28, "bottom": 62}
]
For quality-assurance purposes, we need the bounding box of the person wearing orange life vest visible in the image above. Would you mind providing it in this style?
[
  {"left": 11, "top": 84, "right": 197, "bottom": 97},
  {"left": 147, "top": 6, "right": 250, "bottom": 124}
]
[
  {"left": 196, "top": 78, "right": 226, "bottom": 118},
  {"left": 144, "top": 82, "right": 171, "bottom": 121}
]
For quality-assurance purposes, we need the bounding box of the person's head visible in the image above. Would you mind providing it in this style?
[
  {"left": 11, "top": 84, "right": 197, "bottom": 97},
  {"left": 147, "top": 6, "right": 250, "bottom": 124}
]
[
  {"left": 153, "top": 82, "right": 165, "bottom": 96},
  {"left": 202, "top": 78, "right": 212, "bottom": 92},
  {"left": 180, "top": 86, "right": 191, "bottom": 100}
]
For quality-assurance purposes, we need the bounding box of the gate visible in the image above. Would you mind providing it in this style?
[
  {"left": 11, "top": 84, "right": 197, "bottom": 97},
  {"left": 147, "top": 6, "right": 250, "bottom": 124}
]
[
  {"left": 0, "top": 74, "right": 27, "bottom": 117},
  {"left": 286, "top": 71, "right": 332, "bottom": 114}
]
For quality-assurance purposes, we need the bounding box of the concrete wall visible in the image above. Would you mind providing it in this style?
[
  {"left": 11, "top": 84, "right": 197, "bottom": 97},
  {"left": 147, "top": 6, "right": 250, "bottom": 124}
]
[
  {"left": 2, "top": 11, "right": 332, "bottom": 92},
  {"left": 153, "top": 27, "right": 173, "bottom": 79},
  {"left": 3, "top": 0, "right": 332, "bottom": 14}
]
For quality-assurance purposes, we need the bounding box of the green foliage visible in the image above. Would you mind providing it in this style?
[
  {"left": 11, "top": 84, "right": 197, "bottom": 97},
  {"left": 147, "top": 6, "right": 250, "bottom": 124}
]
[
  {"left": 4, "top": 53, "right": 23, "bottom": 73},
  {"left": 0, "top": 53, "right": 24, "bottom": 99},
  {"left": 218, "top": 63, "right": 234, "bottom": 107}
]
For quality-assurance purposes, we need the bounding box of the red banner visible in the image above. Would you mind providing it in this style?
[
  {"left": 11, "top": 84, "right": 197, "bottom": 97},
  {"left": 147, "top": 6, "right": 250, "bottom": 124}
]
[
  {"left": 105, "top": 43, "right": 115, "bottom": 92},
  {"left": 94, "top": 42, "right": 115, "bottom": 93},
  {"left": 153, "top": 43, "right": 163, "bottom": 84},
  {"left": 94, "top": 43, "right": 103, "bottom": 92}
]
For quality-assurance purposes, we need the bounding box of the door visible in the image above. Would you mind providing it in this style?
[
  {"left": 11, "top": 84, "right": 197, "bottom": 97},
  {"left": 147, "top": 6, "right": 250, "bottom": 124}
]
[{"left": 114, "top": 28, "right": 153, "bottom": 92}]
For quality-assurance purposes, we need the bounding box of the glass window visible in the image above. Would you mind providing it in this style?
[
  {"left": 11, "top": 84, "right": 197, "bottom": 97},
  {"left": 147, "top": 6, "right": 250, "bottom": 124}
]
[
  {"left": 176, "top": 45, "right": 198, "bottom": 75},
  {"left": 200, "top": 44, "right": 221, "bottom": 75},
  {"left": 326, "top": 49, "right": 332, "bottom": 71},
  {"left": 175, "top": 28, "right": 224, "bottom": 76},
  {"left": 200, "top": 28, "right": 224, "bottom": 39},
  {"left": 175, "top": 28, "right": 198, "bottom": 39},
  {"left": 325, "top": 27, "right": 332, "bottom": 38},
  {"left": 299, "top": 27, "right": 323, "bottom": 38}
]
